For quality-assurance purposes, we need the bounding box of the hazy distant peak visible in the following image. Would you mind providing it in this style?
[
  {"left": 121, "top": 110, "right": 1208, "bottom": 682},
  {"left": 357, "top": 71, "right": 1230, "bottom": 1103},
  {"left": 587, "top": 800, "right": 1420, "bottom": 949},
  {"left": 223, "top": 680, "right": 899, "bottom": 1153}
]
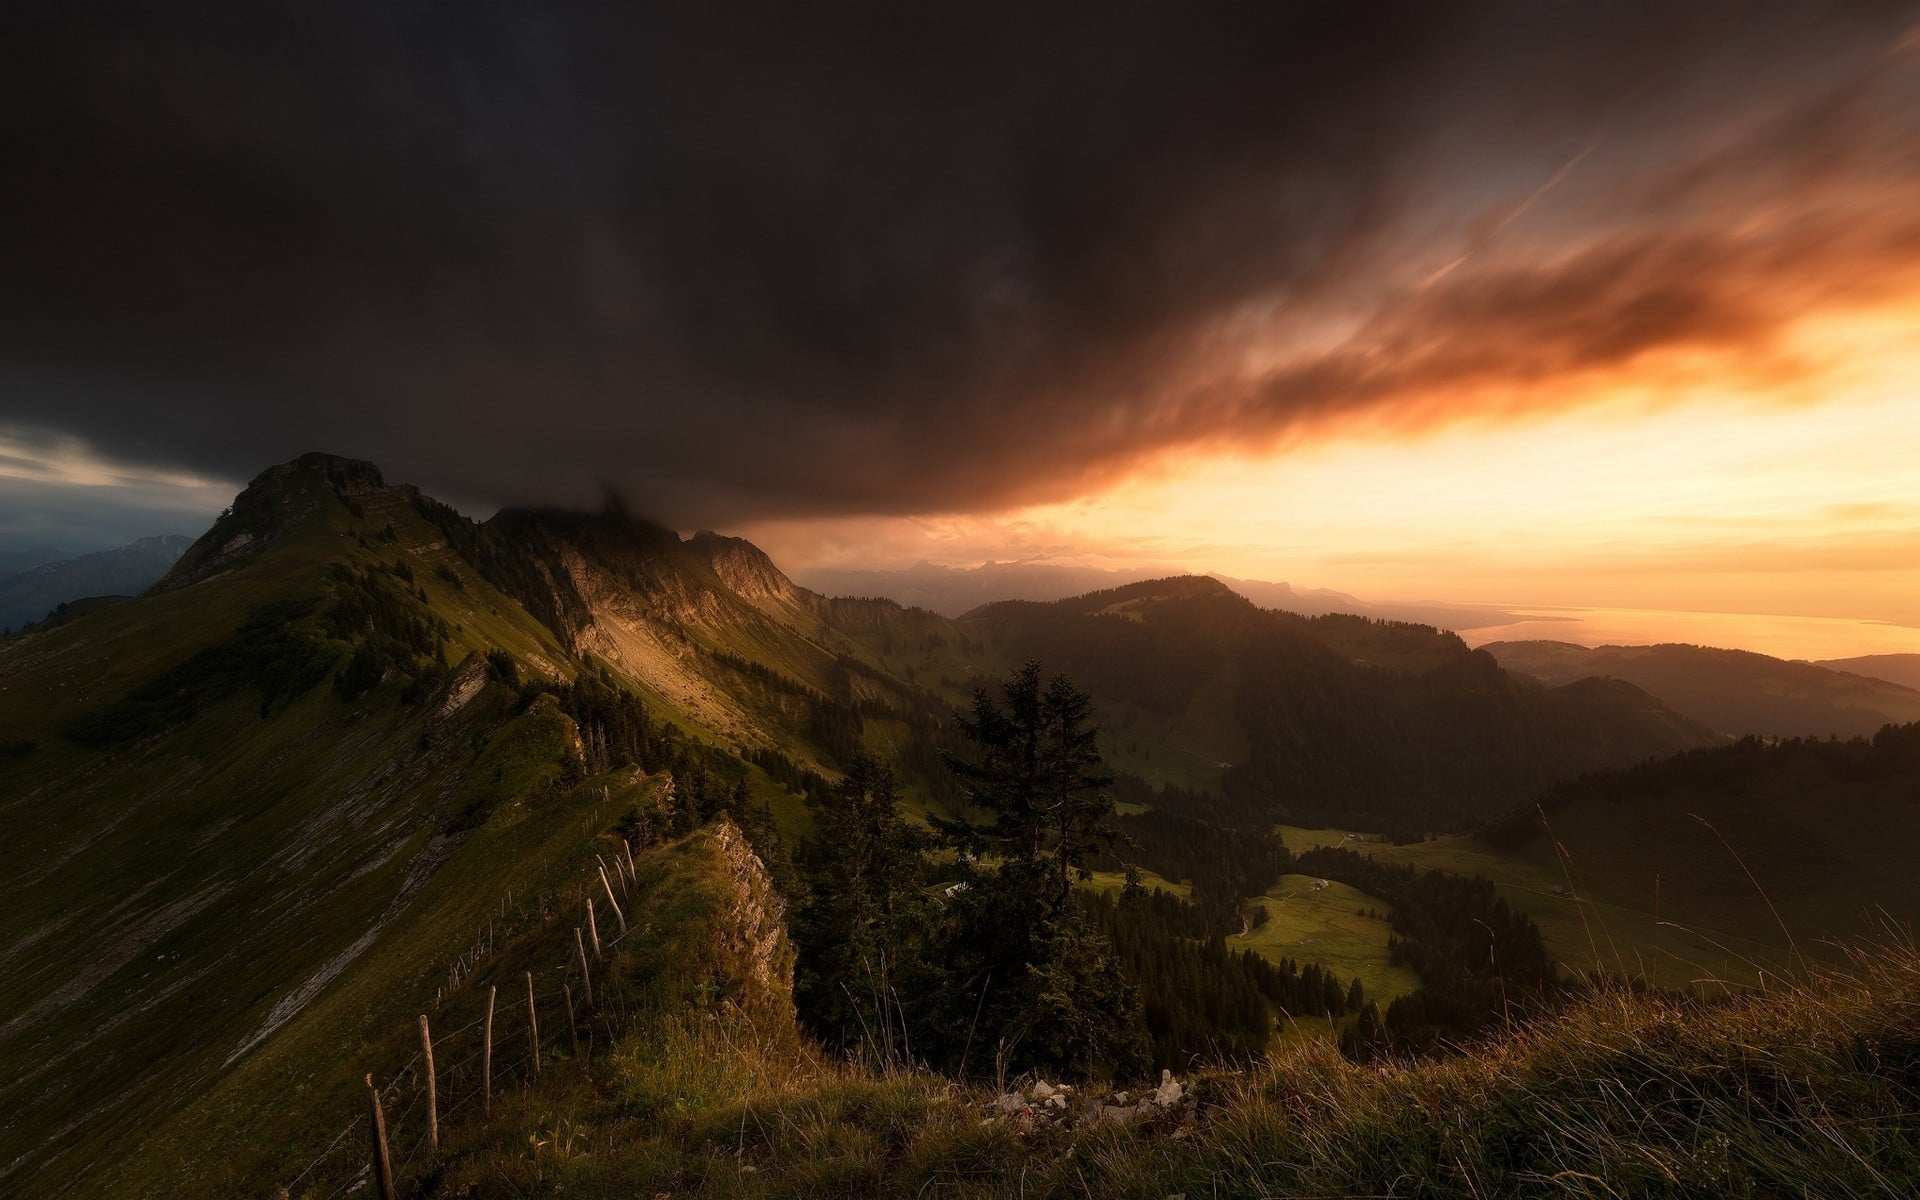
[{"left": 0, "top": 532, "right": 194, "bottom": 629}]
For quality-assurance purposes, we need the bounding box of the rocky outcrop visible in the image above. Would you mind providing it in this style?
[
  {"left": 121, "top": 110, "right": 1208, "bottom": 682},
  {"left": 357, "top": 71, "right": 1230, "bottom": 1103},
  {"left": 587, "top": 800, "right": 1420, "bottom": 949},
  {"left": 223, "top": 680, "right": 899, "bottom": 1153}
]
[
  {"left": 984, "top": 1069, "right": 1198, "bottom": 1132},
  {"left": 687, "top": 531, "right": 799, "bottom": 606},
  {"left": 704, "top": 819, "right": 796, "bottom": 1020}
]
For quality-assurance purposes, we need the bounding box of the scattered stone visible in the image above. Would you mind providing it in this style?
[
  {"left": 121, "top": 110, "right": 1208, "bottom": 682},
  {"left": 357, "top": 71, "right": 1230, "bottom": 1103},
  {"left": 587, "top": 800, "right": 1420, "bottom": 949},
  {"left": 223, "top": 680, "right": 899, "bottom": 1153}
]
[
  {"left": 995, "top": 1091, "right": 1025, "bottom": 1114},
  {"left": 1152, "top": 1069, "right": 1184, "bottom": 1107}
]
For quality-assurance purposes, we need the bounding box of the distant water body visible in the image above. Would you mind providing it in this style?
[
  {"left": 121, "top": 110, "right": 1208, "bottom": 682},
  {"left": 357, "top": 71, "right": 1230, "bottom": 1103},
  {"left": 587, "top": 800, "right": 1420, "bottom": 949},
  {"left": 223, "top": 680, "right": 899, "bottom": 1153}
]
[{"left": 1459, "top": 606, "right": 1920, "bottom": 663}]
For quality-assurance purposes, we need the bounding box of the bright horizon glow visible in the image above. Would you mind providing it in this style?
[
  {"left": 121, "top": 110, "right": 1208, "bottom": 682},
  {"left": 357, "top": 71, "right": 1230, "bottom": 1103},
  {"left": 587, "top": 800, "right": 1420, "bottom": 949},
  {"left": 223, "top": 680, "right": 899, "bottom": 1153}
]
[{"left": 746, "top": 300, "right": 1920, "bottom": 659}]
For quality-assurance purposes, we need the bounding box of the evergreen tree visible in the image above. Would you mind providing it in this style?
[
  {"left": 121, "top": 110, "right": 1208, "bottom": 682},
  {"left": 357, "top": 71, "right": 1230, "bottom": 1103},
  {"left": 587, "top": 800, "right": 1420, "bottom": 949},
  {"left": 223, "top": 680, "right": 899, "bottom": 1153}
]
[
  {"left": 793, "top": 755, "right": 929, "bottom": 1064},
  {"left": 923, "top": 663, "right": 1149, "bottom": 1080}
]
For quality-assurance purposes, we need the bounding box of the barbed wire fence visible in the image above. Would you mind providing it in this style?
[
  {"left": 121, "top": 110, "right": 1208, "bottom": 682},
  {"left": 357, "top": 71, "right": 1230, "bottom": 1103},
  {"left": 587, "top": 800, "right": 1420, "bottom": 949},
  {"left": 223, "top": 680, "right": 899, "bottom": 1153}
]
[{"left": 273, "top": 815, "right": 659, "bottom": 1200}]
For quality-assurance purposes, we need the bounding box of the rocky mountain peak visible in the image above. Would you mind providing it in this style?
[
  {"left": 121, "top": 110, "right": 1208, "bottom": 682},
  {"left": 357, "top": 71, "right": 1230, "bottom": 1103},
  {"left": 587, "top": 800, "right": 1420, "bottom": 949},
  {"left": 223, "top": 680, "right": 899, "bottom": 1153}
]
[
  {"left": 158, "top": 451, "right": 393, "bottom": 589},
  {"left": 687, "top": 530, "right": 797, "bottom": 603}
]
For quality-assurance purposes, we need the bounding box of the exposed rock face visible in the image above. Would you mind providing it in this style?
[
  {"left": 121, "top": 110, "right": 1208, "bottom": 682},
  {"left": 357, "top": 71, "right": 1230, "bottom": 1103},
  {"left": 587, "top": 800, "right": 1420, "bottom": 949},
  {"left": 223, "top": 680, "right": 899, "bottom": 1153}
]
[
  {"left": 686, "top": 531, "right": 798, "bottom": 605},
  {"left": 704, "top": 819, "right": 796, "bottom": 1020}
]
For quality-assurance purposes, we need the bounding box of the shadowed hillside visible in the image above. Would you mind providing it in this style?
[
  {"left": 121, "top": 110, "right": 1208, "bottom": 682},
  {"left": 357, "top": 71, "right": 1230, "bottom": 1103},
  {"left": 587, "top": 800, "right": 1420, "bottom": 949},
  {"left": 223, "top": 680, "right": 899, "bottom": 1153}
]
[
  {"left": 969, "top": 579, "right": 1713, "bottom": 831},
  {"left": 1485, "top": 639, "right": 1920, "bottom": 738}
]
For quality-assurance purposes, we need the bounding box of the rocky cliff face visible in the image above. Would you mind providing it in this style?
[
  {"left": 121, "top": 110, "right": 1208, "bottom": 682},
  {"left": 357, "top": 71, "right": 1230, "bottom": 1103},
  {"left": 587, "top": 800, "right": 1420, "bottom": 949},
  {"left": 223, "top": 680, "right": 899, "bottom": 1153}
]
[
  {"left": 703, "top": 819, "right": 796, "bottom": 1020},
  {"left": 687, "top": 530, "right": 799, "bottom": 606}
]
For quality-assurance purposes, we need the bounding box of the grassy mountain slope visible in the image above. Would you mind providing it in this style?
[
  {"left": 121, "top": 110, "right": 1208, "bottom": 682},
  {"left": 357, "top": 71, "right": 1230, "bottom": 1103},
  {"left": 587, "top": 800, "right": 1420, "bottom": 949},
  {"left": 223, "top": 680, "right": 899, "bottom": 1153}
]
[
  {"left": 1484, "top": 639, "right": 1920, "bottom": 738},
  {"left": 0, "top": 457, "right": 617, "bottom": 1194}
]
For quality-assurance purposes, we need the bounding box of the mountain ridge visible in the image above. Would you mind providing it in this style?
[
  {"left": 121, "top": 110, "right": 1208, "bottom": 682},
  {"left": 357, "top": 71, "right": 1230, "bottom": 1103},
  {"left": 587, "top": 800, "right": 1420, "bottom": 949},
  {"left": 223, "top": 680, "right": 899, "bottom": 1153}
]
[
  {"left": 1483, "top": 639, "right": 1920, "bottom": 738},
  {"left": 795, "top": 557, "right": 1524, "bottom": 628}
]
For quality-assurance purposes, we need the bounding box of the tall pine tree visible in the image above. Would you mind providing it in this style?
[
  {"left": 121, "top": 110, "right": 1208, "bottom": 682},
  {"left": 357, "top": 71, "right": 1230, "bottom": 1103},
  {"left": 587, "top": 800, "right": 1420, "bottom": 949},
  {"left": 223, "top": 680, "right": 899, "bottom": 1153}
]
[
  {"left": 923, "top": 663, "right": 1148, "bottom": 1080},
  {"left": 793, "top": 754, "right": 929, "bottom": 1064}
]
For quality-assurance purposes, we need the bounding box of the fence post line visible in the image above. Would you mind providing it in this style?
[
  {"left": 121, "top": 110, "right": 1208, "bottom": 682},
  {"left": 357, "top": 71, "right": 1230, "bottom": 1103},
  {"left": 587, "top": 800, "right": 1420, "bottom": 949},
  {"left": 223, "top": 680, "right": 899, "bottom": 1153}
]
[
  {"left": 587, "top": 896, "right": 603, "bottom": 960},
  {"left": 565, "top": 983, "right": 582, "bottom": 1057},
  {"left": 419, "top": 1014, "right": 439, "bottom": 1157},
  {"left": 482, "top": 984, "right": 497, "bottom": 1117},
  {"left": 598, "top": 865, "right": 628, "bottom": 934},
  {"left": 575, "top": 927, "right": 595, "bottom": 1007},
  {"left": 365, "top": 1073, "right": 397, "bottom": 1200},
  {"left": 525, "top": 970, "right": 542, "bottom": 1078}
]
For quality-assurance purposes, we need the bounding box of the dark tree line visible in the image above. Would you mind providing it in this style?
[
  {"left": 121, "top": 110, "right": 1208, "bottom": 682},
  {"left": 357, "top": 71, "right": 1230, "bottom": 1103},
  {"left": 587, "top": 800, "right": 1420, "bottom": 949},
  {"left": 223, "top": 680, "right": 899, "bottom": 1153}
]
[
  {"left": 1081, "top": 885, "right": 1364, "bottom": 1069},
  {"left": 64, "top": 597, "right": 334, "bottom": 745},
  {"left": 326, "top": 563, "right": 450, "bottom": 702},
  {"left": 65, "top": 558, "right": 455, "bottom": 745},
  {"left": 1095, "top": 795, "right": 1294, "bottom": 918},
  {"left": 1481, "top": 722, "right": 1920, "bottom": 849}
]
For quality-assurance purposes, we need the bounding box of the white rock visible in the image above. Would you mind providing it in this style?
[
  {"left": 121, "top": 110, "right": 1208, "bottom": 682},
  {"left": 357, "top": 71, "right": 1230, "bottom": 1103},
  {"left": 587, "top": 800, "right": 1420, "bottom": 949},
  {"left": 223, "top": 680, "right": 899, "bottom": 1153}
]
[{"left": 1153, "top": 1069, "right": 1183, "bottom": 1107}]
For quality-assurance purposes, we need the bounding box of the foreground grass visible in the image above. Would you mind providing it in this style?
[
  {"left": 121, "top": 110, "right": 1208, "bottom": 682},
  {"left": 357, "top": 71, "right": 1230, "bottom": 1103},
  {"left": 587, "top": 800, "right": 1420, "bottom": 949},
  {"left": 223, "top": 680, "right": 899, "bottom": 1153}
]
[{"left": 435, "top": 934, "right": 1920, "bottom": 1197}]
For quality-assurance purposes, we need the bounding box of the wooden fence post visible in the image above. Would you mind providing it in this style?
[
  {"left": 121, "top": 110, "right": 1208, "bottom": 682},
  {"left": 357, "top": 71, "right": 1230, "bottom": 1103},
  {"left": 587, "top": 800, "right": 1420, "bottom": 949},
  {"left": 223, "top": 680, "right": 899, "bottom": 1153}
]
[
  {"left": 525, "top": 971, "right": 541, "bottom": 1078},
  {"left": 419, "top": 1014, "right": 439, "bottom": 1156},
  {"left": 574, "top": 927, "right": 594, "bottom": 1007},
  {"left": 482, "top": 984, "right": 497, "bottom": 1117},
  {"left": 587, "top": 896, "right": 602, "bottom": 960},
  {"left": 365, "top": 1073, "right": 397, "bottom": 1200},
  {"left": 598, "top": 865, "right": 628, "bottom": 934},
  {"left": 565, "top": 983, "right": 582, "bottom": 1057}
]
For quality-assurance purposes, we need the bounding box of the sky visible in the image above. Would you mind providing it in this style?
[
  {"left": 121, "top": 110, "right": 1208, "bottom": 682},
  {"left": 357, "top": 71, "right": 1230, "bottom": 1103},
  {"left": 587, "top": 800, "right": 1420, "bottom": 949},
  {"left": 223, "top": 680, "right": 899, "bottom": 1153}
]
[{"left": 1, "top": 2, "right": 1916, "bottom": 650}]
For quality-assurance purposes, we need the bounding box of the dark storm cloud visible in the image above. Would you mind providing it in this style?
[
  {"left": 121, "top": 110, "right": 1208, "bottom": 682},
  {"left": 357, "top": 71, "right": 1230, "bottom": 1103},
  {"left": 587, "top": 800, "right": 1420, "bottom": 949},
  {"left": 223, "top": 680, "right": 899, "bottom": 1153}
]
[{"left": 0, "top": 1, "right": 1914, "bottom": 523}]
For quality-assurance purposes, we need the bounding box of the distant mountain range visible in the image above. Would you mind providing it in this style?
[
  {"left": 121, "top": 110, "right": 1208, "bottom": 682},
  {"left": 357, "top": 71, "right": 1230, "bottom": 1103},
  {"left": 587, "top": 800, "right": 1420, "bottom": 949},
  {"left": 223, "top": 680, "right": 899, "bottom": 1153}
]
[
  {"left": 1814, "top": 653, "right": 1920, "bottom": 693},
  {"left": 1482, "top": 640, "right": 1920, "bottom": 739},
  {"left": 795, "top": 560, "right": 1523, "bottom": 629},
  {"left": 0, "top": 534, "right": 193, "bottom": 630},
  {"left": 0, "top": 546, "right": 70, "bottom": 575}
]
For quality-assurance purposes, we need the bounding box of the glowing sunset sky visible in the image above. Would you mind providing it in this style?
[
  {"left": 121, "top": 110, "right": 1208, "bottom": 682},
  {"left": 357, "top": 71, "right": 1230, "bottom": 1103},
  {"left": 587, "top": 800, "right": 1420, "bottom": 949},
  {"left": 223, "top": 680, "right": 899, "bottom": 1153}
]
[{"left": 1, "top": 3, "right": 1915, "bottom": 656}]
